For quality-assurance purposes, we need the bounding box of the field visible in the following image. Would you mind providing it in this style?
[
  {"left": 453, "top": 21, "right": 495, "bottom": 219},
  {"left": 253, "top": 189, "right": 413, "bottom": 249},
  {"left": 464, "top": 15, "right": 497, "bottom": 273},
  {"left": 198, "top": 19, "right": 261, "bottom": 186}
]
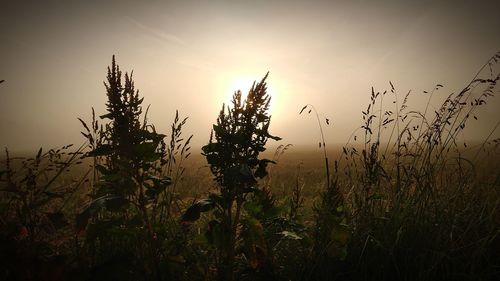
[{"left": 1, "top": 54, "right": 499, "bottom": 281}]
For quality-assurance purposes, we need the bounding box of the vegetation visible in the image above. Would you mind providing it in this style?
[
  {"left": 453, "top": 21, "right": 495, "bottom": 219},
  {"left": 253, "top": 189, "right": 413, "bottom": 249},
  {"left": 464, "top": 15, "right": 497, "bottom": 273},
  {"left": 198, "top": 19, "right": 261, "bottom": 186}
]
[
  {"left": 1, "top": 53, "right": 499, "bottom": 281},
  {"left": 180, "top": 73, "right": 282, "bottom": 280}
]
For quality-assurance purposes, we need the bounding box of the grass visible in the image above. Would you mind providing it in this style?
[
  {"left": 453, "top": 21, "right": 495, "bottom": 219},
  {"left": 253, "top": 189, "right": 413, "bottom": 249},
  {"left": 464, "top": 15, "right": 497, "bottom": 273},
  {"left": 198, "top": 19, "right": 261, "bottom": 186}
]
[{"left": 1, "top": 53, "right": 499, "bottom": 281}]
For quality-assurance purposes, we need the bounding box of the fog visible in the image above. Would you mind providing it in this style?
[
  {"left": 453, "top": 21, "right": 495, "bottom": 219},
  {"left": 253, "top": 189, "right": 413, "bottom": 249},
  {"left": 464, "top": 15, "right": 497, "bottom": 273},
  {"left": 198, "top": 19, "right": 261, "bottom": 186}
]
[{"left": 1, "top": 0, "right": 499, "bottom": 152}]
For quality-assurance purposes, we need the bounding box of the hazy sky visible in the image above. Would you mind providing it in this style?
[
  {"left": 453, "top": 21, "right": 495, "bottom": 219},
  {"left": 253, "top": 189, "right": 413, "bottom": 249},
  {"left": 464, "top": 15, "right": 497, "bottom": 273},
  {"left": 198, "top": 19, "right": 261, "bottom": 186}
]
[{"left": 1, "top": 0, "right": 499, "bottom": 152}]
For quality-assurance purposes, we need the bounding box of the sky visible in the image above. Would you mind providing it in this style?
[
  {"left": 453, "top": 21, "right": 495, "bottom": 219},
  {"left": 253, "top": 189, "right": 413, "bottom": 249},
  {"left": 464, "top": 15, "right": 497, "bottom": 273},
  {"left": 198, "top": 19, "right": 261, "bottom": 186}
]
[{"left": 1, "top": 0, "right": 499, "bottom": 152}]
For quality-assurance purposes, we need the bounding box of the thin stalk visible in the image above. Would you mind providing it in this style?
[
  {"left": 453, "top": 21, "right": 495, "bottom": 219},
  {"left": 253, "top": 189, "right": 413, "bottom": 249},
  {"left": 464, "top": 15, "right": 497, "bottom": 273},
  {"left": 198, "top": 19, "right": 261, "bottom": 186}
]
[{"left": 303, "top": 104, "right": 330, "bottom": 187}]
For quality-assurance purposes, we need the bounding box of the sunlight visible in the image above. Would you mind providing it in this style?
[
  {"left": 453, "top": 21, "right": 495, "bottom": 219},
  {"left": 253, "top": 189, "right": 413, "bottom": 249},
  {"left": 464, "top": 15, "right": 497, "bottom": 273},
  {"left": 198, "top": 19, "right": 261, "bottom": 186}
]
[{"left": 223, "top": 75, "right": 278, "bottom": 115}]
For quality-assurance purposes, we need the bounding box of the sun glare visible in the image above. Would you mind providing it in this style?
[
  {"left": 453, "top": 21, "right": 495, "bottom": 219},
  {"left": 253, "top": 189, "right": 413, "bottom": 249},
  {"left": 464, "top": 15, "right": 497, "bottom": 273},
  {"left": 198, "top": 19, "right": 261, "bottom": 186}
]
[{"left": 223, "top": 76, "right": 278, "bottom": 115}]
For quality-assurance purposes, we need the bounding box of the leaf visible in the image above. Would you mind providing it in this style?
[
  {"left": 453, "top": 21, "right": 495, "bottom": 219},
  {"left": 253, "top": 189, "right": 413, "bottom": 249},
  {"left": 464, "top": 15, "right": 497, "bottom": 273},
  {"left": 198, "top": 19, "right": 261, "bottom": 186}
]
[
  {"left": 256, "top": 113, "right": 268, "bottom": 122},
  {"left": 254, "top": 159, "right": 275, "bottom": 179},
  {"left": 76, "top": 195, "right": 128, "bottom": 232},
  {"left": 78, "top": 118, "right": 90, "bottom": 133},
  {"left": 88, "top": 144, "right": 113, "bottom": 157},
  {"left": 36, "top": 147, "right": 43, "bottom": 161},
  {"left": 43, "top": 191, "right": 65, "bottom": 198},
  {"left": 239, "top": 164, "right": 257, "bottom": 184},
  {"left": 145, "top": 177, "right": 171, "bottom": 199},
  {"left": 180, "top": 198, "right": 215, "bottom": 224},
  {"left": 148, "top": 175, "right": 172, "bottom": 187},
  {"left": 267, "top": 134, "right": 282, "bottom": 141},
  {"left": 95, "top": 164, "right": 110, "bottom": 175},
  {"left": 243, "top": 186, "right": 259, "bottom": 194},
  {"left": 99, "top": 113, "right": 113, "bottom": 119},
  {"left": 280, "top": 230, "right": 302, "bottom": 240},
  {"left": 134, "top": 142, "right": 159, "bottom": 161}
]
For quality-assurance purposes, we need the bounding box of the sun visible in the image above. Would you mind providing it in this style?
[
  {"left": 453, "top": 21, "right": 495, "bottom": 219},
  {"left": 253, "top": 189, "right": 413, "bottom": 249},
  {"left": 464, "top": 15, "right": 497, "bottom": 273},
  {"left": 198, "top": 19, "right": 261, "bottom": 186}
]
[{"left": 224, "top": 75, "right": 278, "bottom": 115}]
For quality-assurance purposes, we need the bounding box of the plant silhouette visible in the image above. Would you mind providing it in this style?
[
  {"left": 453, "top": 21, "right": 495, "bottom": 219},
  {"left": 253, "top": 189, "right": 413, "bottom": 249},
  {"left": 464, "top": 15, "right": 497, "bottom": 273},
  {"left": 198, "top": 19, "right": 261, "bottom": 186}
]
[{"left": 181, "top": 72, "right": 281, "bottom": 281}]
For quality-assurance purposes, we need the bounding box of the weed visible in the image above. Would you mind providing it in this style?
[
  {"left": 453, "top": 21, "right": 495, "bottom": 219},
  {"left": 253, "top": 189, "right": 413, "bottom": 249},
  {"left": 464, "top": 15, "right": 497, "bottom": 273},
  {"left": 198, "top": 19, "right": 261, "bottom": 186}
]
[{"left": 181, "top": 73, "right": 281, "bottom": 280}]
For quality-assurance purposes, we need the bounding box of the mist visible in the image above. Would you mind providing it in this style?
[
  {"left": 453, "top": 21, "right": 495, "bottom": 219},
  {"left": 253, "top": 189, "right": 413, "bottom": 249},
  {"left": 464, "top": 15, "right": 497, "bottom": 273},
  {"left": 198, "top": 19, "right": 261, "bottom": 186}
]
[{"left": 1, "top": 0, "right": 499, "bottom": 152}]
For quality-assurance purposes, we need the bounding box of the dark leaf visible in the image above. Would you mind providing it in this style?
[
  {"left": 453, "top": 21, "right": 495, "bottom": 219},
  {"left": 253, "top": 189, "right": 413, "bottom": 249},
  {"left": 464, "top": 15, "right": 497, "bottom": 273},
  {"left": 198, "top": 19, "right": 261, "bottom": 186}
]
[
  {"left": 180, "top": 198, "right": 215, "bottom": 224},
  {"left": 88, "top": 144, "right": 113, "bottom": 157},
  {"left": 99, "top": 113, "right": 113, "bottom": 119},
  {"left": 76, "top": 195, "right": 128, "bottom": 231},
  {"left": 95, "top": 164, "right": 110, "bottom": 176},
  {"left": 254, "top": 159, "right": 275, "bottom": 179},
  {"left": 43, "top": 191, "right": 65, "bottom": 198},
  {"left": 78, "top": 118, "right": 90, "bottom": 133}
]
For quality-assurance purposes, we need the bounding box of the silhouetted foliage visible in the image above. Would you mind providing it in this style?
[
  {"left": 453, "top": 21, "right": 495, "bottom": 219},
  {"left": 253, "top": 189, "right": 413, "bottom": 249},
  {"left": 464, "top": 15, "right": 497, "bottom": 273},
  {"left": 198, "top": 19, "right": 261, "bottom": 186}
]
[
  {"left": 181, "top": 73, "right": 281, "bottom": 281},
  {"left": 77, "top": 56, "right": 192, "bottom": 280},
  {"left": 1, "top": 52, "right": 499, "bottom": 281}
]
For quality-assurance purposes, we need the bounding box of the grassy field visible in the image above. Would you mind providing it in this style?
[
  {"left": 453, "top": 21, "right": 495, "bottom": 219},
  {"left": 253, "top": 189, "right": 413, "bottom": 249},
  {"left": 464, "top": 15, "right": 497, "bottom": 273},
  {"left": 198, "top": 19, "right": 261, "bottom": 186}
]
[{"left": 1, "top": 54, "right": 499, "bottom": 281}]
